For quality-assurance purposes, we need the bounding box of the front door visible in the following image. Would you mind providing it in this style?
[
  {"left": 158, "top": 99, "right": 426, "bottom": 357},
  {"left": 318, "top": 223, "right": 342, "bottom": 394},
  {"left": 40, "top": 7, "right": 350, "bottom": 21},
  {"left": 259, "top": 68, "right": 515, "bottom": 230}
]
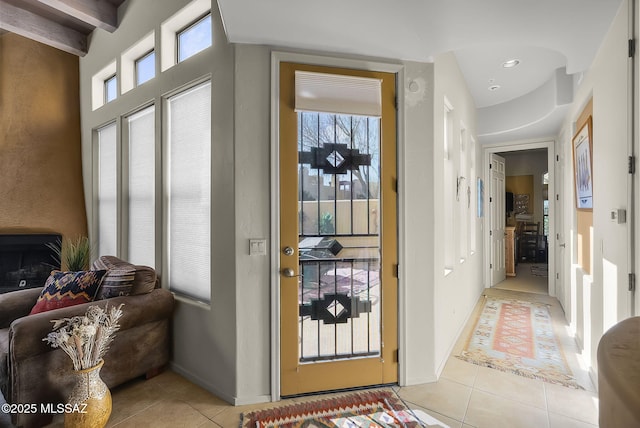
[
  {"left": 279, "top": 62, "right": 398, "bottom": 396},
  {"left": 490, "top": 153, "right": 506, "bottom": 286}
]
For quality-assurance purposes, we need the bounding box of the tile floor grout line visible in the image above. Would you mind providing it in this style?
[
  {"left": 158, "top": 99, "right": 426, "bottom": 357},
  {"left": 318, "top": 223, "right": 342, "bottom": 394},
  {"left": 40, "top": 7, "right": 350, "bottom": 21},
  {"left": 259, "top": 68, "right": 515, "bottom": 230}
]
[
  {"left": 109, "top": 398, "right": 161, "bottom": 427},
  {"left": 546, "top": 410, "right": 599, "bottom": 428},
  {"left": 461, "top": 356, "right": 479, "bottom": 427},
  {"left": 543, "top": 382, "right": 551, "bottom": 428},
  {"left": 460, "top": 387, "right": 472, "bottom": 427},
  {"left": 464, "top": 383, "right": 551, "bottom": 415}
]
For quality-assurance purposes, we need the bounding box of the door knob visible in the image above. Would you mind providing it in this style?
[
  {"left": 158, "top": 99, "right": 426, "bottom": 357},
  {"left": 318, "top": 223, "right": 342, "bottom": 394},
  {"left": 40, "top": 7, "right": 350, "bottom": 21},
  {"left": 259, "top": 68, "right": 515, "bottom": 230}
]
[
  {"left": 560, "top": 243, "right": 566, "bottom": 248},
  {"left": 283, "top": 246, "right": 295, "bottom": 256},
  {"left": 282, "top": 268, "right": 302, "bottom": 278}
]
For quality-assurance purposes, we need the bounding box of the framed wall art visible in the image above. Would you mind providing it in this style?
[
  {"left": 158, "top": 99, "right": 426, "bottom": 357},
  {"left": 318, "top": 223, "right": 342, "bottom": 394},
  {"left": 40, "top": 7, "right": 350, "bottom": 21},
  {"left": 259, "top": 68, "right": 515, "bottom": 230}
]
[{"left": 572, "top": 116, "right": 593, "bottom": 210}]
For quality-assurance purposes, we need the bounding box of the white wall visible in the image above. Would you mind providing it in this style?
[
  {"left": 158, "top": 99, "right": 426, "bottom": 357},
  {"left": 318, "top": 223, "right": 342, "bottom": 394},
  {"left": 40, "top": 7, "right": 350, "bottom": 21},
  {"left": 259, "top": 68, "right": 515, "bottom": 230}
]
[
  {"left": 557, "top": 0, "right": 631, "bottom": 380},
  {"left": 401, "top": 61, "right": 437, "bottom": 384},
  {"left": 432, "top": 52, "right": 484, "bottom": 373}
]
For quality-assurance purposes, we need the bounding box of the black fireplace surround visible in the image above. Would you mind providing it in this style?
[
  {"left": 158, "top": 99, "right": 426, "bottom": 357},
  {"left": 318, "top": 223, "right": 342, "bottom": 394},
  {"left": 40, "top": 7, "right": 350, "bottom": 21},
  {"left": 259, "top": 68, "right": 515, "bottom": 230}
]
[{"left": 0, "top": 234, "right": 61, "bottom": 293}]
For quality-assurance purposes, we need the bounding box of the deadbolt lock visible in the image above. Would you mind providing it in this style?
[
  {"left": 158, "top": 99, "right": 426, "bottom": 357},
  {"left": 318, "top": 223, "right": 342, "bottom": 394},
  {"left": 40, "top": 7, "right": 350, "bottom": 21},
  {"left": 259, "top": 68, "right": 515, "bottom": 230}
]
[{"left": 283, "top": 246, "right": 295, "bottom": 256}]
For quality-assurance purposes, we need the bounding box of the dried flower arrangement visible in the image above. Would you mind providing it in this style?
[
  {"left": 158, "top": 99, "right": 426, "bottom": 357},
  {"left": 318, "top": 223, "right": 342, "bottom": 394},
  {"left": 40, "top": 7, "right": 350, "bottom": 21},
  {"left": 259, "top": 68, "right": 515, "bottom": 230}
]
[{"left": 43, "top": 304, "right": 124, "bottom": 370}]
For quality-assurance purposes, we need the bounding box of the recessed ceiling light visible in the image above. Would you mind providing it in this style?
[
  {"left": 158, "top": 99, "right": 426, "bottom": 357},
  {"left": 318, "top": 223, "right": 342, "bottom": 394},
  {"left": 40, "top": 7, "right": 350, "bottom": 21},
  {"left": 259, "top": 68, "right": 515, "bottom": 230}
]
[
  {"left": 489, "top": 85, "right": 501, "bottom": 91},
  {"left": 502, "top": 59, "right": 520, "bottom": 68}
]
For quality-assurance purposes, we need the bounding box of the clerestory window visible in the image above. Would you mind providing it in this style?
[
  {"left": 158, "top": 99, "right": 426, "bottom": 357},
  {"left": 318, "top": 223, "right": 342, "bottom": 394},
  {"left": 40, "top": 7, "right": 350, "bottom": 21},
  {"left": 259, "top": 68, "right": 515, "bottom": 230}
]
[
  {"left": 177, "top": 13, "right": 212, "bottom": 63},
  {"left": 135, "top": 50, "right": 155, "bottom": 86},
  {"left": 104, "top": 75, "right": 117, "bottom": 103}
]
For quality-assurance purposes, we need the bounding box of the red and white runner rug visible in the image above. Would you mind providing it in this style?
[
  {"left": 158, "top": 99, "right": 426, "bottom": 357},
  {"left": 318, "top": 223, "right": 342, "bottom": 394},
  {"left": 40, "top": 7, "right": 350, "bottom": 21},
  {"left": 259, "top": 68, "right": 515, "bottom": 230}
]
[{"left": 457, "top": 296, "right": 582, "bottom": 389}]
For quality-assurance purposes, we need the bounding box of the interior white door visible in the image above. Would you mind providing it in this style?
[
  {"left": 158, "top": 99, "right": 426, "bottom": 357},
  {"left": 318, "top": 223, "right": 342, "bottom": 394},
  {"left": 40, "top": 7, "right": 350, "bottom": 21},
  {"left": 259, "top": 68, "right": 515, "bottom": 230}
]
[{"left": 490, "top": 154, "right": 506, "bottom": 286}]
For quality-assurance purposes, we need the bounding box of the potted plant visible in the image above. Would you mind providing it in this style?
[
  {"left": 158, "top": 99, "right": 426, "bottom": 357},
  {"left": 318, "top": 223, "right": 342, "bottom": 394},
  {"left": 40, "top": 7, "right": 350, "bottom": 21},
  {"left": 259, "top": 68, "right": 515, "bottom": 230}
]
[{"left": 47, "top": 236, "right": 92, "bottom": 271}]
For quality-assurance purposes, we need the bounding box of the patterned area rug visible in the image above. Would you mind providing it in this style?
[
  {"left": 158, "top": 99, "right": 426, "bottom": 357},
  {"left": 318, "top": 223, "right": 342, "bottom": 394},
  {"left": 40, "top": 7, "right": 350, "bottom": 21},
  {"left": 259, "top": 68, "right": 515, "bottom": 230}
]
[
  {"left": 241, "top": 390, "right": 427, "bottom": 427},
  {"left": 457, "top": 296, "right": 582, "bottom": 389}
]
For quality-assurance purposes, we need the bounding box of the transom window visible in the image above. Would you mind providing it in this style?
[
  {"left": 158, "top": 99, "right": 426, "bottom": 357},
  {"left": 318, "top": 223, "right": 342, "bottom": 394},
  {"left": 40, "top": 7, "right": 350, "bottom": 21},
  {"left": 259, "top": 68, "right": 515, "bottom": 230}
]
[
  {"left": 177, "top": 13, "right": 212, "bottom": 63},
  {"left": 104, "top": 75, "right": 117, "bottom": 103},
  {"left": 135, "top": 50, "right": 155, "bottom": 86}
]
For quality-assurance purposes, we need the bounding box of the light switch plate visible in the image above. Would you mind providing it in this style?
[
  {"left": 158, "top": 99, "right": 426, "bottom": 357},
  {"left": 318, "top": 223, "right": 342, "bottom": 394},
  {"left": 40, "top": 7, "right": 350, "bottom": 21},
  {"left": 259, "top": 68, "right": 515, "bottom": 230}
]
[{"left": 249, "top": 239, "right": 267, "bottom": 256}]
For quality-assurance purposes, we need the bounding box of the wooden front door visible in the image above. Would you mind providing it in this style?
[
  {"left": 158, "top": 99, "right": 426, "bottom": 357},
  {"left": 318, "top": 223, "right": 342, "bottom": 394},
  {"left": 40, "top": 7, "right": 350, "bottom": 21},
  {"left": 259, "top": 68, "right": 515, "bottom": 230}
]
[{"left": 279, "top": 62, "right": 398, "bottom": 396}]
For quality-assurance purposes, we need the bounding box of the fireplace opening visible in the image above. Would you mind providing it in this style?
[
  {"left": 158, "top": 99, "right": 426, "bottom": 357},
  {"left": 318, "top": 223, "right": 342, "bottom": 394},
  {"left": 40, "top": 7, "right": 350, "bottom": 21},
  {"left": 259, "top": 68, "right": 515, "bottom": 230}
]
[{"left": 0, "top": 234, "right": 62, "bottom": 293}]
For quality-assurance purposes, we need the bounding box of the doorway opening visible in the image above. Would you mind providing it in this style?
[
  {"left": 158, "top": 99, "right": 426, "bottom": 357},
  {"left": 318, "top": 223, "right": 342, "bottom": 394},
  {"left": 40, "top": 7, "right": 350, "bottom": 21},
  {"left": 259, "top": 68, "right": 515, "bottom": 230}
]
[{"left": 484, "top": 141, "right": 555, "bottom": 297}]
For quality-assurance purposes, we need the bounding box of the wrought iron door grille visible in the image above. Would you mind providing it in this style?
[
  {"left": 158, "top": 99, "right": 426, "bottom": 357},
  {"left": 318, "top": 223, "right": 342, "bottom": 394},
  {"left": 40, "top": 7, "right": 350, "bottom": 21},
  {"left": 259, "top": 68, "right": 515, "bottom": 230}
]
[
  {"left": 296, "top": 111, "right": 382, "bottom": 363},
  {"left": 298, "top": 259, "right": 381, "bottom": 362}
]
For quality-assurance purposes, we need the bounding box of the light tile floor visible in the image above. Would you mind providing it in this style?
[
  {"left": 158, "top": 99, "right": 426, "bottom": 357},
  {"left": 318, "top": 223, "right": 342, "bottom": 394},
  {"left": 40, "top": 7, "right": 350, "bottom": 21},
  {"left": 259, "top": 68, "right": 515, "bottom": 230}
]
[{"left": 30, "top": 266, "right": 597, "bottom": 427}]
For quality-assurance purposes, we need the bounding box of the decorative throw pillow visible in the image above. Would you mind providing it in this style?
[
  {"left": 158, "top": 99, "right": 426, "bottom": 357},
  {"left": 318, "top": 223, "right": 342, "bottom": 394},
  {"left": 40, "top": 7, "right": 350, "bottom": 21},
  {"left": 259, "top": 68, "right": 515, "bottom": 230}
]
[
  {"left": 92, "top": 256, "right": 157, "bottom": 295},
  {"left": 29, "top": 270, "right": 107, "bottom": 315},
  {"left": 92, "top": 256, "right": 136, "bottom": 299}
]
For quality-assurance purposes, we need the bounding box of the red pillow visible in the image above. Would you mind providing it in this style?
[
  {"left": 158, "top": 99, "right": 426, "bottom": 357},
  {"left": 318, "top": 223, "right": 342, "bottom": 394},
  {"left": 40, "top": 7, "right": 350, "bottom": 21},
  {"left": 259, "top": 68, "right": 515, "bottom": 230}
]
[{"left": 29, "top": 270, "right": 107, "bottom": 315}]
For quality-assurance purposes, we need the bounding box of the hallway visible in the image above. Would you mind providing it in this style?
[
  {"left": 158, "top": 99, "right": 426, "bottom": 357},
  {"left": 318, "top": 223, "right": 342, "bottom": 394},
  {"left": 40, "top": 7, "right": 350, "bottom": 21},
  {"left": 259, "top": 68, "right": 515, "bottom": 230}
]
[{"left": 396, "top": 274, "right": 598, "bottom": 427}]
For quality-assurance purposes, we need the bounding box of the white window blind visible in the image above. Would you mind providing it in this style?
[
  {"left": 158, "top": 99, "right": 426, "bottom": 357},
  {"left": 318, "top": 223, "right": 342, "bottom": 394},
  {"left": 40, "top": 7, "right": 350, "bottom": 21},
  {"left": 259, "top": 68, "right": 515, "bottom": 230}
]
[
  {"left": 97, "top": 123, "right": 118, "bottom": 257},
  {"left": 126, "top": 106, "right": 155, "bottom": 267},
  {"left": 167, "top": 81, "right": 211, "bottom": 303},
  {"left": 294, "top": 71, "right": 382, "bottom": 117}
]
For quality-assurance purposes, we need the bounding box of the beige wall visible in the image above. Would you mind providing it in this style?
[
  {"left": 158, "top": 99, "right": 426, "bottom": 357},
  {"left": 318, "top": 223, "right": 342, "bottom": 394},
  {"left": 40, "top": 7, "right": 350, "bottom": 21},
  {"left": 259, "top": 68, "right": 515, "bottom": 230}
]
[
  {"left": 0, "top": 33, "right": 87, "bottom": 240},
  {"left": 506, "top": 175, "right": 534, "bottom": 219},
  {"left": 502, "top": 149, "right": 548, "bottom": 226}
]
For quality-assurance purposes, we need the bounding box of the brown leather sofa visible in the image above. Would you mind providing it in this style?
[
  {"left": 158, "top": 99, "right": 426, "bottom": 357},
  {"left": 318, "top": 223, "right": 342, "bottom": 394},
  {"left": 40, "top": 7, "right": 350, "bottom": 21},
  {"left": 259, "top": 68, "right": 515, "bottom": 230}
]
[
  {"left": 597, "top": 316, "right": 640, "bottom": 428},
  {"left": 0, "top": 260, "right": 174, "bottom": 428}
]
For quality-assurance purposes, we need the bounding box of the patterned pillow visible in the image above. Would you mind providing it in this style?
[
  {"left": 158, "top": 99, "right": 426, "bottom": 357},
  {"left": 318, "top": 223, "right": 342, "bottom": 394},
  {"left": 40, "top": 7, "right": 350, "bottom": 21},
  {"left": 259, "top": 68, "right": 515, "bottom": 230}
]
[
  {"left": 92, "top": 256, "right": 157, "bottom": 295},
  {"left": 29, "top": 270, "right": 107, "bottom": 315},
  {"left": 92, "top": 256, "right": 136, "bottom": 299}
]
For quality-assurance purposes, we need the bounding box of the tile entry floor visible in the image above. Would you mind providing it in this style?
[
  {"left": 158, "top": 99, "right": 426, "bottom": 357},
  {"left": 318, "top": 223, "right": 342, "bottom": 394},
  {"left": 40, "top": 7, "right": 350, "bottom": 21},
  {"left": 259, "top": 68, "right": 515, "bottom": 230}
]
[{"left": 32, "top": 268, "right": 597, "bottom": 428}]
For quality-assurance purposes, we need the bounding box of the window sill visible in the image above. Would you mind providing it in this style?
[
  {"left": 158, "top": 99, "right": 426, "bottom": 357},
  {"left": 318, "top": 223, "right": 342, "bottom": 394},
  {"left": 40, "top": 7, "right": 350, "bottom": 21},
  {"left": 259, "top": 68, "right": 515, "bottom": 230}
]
[{"left": 172, "top": 292, "right": 211, "bottom": 310}]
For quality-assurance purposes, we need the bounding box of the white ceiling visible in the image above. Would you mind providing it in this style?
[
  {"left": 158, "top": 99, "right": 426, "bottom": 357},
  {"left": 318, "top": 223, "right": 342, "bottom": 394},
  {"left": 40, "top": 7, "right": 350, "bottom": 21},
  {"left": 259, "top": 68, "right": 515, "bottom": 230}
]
[{"left": 217, "top": 0, "right": 624, "bottom": 143}]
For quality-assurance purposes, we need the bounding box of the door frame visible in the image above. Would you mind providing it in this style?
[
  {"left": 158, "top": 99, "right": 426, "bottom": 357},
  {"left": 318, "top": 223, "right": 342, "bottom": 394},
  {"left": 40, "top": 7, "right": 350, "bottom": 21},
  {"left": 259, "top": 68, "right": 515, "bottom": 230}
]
[
  {"left": 482, "top": 140, "right": 556, "bottom": 295},
  {"left": 489, "top": 153, "right": 507, "bottom": 286},
  {"left": 270, "top": 51, "right": 405, "bottom": 401}
]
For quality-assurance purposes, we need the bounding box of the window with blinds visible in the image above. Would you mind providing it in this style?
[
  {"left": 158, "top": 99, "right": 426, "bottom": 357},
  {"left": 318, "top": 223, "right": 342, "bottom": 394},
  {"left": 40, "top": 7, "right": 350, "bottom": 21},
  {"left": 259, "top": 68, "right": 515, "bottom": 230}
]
[
  {"left": 294, "top": 70, "right": 382, "bottom": 117},
  {"left": 97, "top": 123, "right": 118, "bottom": 257},
  {"left": 126, "top": 106, "right": 156, "bottom": 267},
  {"left": 166, "top": 81, "right": 211, "bottom": 303}
]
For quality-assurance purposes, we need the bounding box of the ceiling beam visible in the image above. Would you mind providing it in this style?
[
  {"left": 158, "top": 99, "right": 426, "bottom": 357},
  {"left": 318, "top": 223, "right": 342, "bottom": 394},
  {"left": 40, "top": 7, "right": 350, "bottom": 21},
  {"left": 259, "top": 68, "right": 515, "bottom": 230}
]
[
  {"left": 0, "top": 0, "right": 87, "bottom": 56},
  {"left": 35, "top": 0, "right": 118, "bottom": 33}
]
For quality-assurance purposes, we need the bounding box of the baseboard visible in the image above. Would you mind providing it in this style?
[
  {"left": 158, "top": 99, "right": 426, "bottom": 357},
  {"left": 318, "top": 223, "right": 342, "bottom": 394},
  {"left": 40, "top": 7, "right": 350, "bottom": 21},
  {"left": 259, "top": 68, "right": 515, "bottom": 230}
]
[
  {"left": 169, "top": 362, "right": 273, "bottom": 406},
  {"left": 169, "top": 362, "right": 234, "bottom": 404},
  {"left": 404, "top": 375, "right": 437, "bottom": 386},
  {"left": 437, "top": 289, "right": 485, "bottom": 377},
  {"left": 234, "top": 394, "right": 272, "bottom": 406}
]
